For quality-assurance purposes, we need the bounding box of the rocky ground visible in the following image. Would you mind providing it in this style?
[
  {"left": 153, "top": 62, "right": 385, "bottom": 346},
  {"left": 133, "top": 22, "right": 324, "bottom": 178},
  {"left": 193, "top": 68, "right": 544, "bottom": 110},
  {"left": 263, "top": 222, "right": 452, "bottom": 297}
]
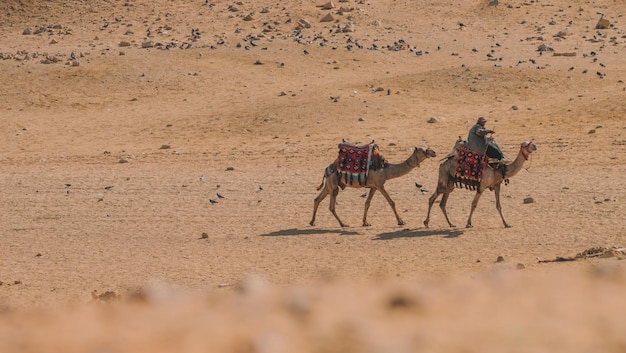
[{"left": 1, "top": 0, "right": 625, "bottom": 352}]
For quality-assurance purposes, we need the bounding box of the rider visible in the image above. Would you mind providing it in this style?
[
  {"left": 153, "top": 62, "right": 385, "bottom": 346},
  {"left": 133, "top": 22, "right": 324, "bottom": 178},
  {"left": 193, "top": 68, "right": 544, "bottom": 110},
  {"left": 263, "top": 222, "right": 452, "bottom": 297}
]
[{"left": 466, "top": 116, "right": 504, "bottom": 160}]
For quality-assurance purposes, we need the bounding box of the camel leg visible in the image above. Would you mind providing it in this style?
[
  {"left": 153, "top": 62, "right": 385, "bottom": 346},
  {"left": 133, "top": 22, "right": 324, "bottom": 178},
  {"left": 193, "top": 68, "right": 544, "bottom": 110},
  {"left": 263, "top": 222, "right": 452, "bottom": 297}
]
[
  {"left": 329, "top": 187, "right": 348, "bottom": 227},
  {"left": 439, "top": 189, "right": 457, "bottom": 228},
  {"left": 362, "top": 188, "right": 376, "bottom": 226},
  {"left": 424, "top": 188, "right": 441, "bottom": 228},
  {"left": 310, "top": 187, "right": 329, "bottom": 226},
  {"left": 466, "top": 189, "right": 484, "bottom": 228},
  {"left": 493, "top": 184, "right": 511, "bottom": 228},
  {"left": 377, "top": 186, "right": 405, "bottom": 226}
]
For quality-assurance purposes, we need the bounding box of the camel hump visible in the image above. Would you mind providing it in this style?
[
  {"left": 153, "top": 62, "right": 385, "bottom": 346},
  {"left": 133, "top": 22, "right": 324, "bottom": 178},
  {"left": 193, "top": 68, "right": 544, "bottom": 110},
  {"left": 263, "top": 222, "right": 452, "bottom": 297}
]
[{"left": 442, "top": 138, "right": 465, "bottom": 161}]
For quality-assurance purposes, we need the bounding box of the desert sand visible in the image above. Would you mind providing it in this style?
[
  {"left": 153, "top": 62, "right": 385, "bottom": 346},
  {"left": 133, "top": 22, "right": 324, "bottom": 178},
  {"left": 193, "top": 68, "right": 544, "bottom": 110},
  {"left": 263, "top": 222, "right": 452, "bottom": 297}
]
[{"left": 1, "top": 0, "right": 625, "bottom": 351}]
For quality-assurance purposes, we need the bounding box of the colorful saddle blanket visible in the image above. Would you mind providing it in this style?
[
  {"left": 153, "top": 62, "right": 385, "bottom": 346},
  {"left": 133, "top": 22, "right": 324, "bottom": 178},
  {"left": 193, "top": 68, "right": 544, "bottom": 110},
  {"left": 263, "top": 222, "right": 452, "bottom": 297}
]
[
  {"left": 453, "top": 143, "right": 487, "bottom": 190},
  {"left": 336, "top": 142, "right": 380, "bottom": 186}
]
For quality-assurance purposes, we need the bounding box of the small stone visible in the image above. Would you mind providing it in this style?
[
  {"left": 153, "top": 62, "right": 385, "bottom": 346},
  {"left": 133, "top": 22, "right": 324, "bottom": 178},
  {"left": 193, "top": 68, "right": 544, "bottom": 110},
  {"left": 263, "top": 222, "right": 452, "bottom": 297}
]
[
  {"left": 523, "top": 197, "right": 534, "bottom": 204},
  {"left": 118, "top": 159, "right": 128, "bottom": 163},
  {"left": 588, "top": 129, "right": 596, "bottom": 134},
  {"left": 511, "top": 105, "right": 519, "bottom": 110},
  {"left": 226, "top": 166, "right": 235, "bottom": 171},
  {"left": 160, "top": 144, "right": 171, "bottom": 149},
  {"left": 320, "top": 13, "right": 335, "bottom": 22},
  {"left": 516, "top": 263, "right": 525, "bottom": 270},
  {"left": 427, "top": 116, "right": 439, "bottom": 123},
  {"left": 119, "top": 41, "right": 131, "bottom": 47},
  {"left": 201, "top": 232, "right": 208, "bottom": 239},
  {"left": 496, "top": 256, "right": 505, "bottom": 263}
]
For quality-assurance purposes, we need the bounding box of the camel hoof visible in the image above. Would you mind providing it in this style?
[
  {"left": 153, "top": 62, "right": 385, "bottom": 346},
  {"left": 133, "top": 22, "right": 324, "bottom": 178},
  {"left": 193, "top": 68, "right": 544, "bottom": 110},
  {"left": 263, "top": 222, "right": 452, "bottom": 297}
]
[
  {"left": 423, "top": 220, "right": 429, "bottom": 228},
  {"left": 449, "top": 224, "right": 457, "bottom": 228},
  {"left": 309, "top": 221, "right": 315, "bottom": 226},
  {"left": 363, "top": 223, "right": 371, "bottom": 227},
  {"left": 340, "top": 223, "right": 349, "bottom": 228},
  {"left": 504, "top": 224, "right": 512, "bottom": 228},
  {"left": 465, "top": 224, "right": 473, "bottom": 228},
  {"left": 397, "top": 221, "right": 405, "bottom": 226}
]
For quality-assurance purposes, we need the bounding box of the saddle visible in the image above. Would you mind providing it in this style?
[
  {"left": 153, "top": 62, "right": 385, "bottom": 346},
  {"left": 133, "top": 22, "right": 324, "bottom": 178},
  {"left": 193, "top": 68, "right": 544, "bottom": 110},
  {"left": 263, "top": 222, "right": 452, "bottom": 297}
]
[
  {"left": 452, "top": 143, "right": 487, "bottom": 190},
  {"left": 336, "top": 140, "right": 387, "bottom": 187}
]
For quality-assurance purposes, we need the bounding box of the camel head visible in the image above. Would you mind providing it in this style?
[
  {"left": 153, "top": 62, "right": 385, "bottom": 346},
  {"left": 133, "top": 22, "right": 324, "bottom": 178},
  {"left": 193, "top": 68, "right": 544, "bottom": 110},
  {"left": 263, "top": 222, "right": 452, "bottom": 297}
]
[
  {"left": 520, "top": 141, "right": 537, "bottom": 160},
  {"left": 411, "top": 147, "right": 437, "bottom": 166}
]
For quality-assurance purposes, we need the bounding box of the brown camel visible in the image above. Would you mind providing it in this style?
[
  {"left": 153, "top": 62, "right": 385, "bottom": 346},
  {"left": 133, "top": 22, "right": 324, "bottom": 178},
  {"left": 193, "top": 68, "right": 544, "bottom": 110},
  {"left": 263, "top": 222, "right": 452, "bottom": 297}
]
[
  {"left": 423, "top": 141, "right": 537, "bottom": 228},
  {"left": 310, "top": 147, "right": 436, "bottom": 227}
]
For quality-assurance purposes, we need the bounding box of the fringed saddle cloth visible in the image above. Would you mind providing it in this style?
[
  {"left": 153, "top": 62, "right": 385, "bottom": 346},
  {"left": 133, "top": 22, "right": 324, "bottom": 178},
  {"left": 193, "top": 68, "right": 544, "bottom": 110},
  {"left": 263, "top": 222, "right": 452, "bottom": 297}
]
[
  {"left": 336, "top": 141, "right": 386, "bottom": 186},
  {"left": 452, "top": 143, "right": 487, "bottom": 190}
]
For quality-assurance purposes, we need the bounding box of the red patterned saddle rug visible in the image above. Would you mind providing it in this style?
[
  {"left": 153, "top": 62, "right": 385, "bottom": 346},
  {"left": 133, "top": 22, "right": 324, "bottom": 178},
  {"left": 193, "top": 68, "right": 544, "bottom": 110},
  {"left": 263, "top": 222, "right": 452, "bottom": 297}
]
[
  {"left": 336, "top": 142, "right": 383, "bottom": 186},
  {"left": 452, "top": 143, "right": 487, "bottom": 190}
]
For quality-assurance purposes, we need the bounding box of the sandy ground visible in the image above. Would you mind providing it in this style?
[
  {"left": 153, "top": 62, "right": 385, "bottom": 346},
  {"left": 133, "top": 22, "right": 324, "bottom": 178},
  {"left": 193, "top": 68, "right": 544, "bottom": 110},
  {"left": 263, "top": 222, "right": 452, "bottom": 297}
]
[{"left": 1, "top": 0, "right": 626, "bottom": 352}]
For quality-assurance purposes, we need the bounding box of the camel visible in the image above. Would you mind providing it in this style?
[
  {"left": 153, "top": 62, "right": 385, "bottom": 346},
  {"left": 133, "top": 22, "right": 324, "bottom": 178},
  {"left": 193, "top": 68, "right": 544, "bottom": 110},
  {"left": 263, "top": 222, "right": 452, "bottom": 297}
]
[
  {"left": 310, "top": 146, "right": 436, "bottom": 227},
  {"left": 423, "top": 140, "right": 537, "bottom": 228}
]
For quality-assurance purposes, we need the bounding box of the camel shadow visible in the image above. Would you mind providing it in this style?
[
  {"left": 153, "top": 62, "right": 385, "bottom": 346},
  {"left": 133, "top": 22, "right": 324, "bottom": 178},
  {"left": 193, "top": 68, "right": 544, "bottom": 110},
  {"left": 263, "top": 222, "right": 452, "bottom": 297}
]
[
  {"left": 260, "top": 228, "right": 360, "bottom": 237},
  {"left": 373, "top": 228, "right": 464, "bottom": 240}
]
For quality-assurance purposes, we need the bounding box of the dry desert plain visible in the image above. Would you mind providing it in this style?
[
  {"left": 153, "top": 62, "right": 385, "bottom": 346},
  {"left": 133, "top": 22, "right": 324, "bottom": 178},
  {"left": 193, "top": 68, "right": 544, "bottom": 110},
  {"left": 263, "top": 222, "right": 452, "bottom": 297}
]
[{"left": 1, "top": 0, "right": 626, "bottom": 352}]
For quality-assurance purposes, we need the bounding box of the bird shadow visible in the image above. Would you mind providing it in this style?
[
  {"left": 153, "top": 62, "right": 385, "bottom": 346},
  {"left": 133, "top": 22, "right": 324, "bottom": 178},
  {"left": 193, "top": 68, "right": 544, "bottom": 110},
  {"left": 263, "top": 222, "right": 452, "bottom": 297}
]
[
  {"left": 260, "top": 228, "right": 360, "bottom": 237},
  {"left": 373, "top": 228, "right": 464, "bottom": 240}
]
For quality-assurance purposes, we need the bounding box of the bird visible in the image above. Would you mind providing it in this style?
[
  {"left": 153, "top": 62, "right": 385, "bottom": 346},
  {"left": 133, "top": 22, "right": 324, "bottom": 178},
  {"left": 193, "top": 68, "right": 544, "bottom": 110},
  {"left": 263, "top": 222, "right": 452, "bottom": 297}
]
[
  {"left": 217, "top": 193, "right": 225, "bottom": 199},
  {"left": 209, "top": 199, "right": 218, "bottom": 204}
]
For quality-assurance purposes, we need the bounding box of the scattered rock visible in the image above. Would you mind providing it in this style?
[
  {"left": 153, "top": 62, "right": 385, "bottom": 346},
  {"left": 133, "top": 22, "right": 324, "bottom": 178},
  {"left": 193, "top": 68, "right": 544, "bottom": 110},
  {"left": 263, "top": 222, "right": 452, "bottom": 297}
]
[
  {"left": 596, "top": 16, "right": 610, "bottom": 30},
  {"left": 226, "top": 166, "right": 235, "bottom": 171},
  {"left": 91, "top": 290, "right": 121, "bottom": 302},
  {"left": 427, "top": 116, "right": 439, "bottom": 123},
  {"left": 297, "top": 19, "right": 312, "bottom": 29},
  {"left": 320, "top": 13, "right": 335, "bottom": 22},
  {"left": 516, "top": 263, "right": 525, "bottom": 270},
  {"left": 160, "top": 144, "right": 171, "bottom": 150},
  {"left": 496, "top": 256, "right": 505, "bottom": 263},
  {"left": 523, "top": 197, "right": 534, "bottom": 204},
  {"left": 537, "top": 44, "right": 553, "bottom": 52},
  {"left": 319, "top": 1, "right": 335, "bottom": 10},
  {"left": 201, "top": 232, "right": 208, "bottom": 239},
  {"left": 119, "top": 41, "right": 131, "bottom": 47}
]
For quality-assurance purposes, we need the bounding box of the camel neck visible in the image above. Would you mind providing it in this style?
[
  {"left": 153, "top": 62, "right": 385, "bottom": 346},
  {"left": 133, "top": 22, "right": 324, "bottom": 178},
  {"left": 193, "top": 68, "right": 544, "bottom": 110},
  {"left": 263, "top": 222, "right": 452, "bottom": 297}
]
[
  {"left": 385, "top": 154, "right": 421, "bottom": 179},
  {"left": 506, "top": 148, "right": 528, "bottom": 178}
]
